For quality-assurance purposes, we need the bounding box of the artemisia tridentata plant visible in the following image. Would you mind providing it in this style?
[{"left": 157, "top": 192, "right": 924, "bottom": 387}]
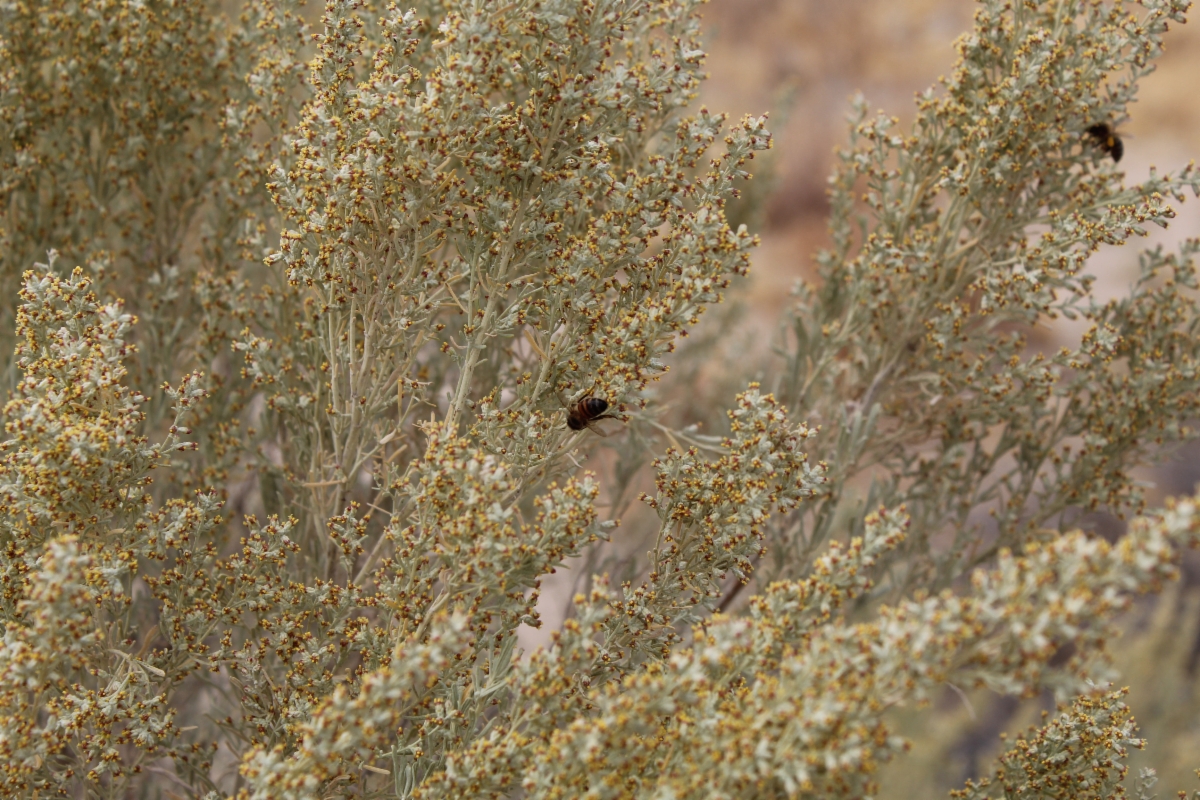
[{"left": 0, "top": 1, "right": 1199, "bottom": 798}]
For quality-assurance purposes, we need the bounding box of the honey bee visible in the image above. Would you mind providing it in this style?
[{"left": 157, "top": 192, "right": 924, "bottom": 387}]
[
  {"left": 1086, "top": 122, "right": 1124, "bottom": 163},
  {"left": 566, "top": 395, "right": 616, "bottom": 433}
]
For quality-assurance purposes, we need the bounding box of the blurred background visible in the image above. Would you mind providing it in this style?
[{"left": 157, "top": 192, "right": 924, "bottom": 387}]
[{"left": 694, "top": 0, "right": 1200, "bottom": 795}]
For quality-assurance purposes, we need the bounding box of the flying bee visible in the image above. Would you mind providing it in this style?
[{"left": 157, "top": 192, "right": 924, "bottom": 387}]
[
  {"left": 565, "top": 395, "right": 618, "bottom": 433},
  {"left": 1086, "top": 122, "right": 1124, "bottom": 163}
]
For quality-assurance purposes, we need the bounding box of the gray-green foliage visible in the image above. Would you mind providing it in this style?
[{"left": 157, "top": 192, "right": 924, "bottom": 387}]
[
  {"left": 763, "top": 0, "right": 1200, "bottom": 597},
  {"left": 0, "top": 0, "right": 1199, "bottom": 798}
]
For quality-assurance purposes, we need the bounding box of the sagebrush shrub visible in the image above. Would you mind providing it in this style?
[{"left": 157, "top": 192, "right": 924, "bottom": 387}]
[{"left": 1, "top": 0, "right": 1199, "bottom": 798}]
